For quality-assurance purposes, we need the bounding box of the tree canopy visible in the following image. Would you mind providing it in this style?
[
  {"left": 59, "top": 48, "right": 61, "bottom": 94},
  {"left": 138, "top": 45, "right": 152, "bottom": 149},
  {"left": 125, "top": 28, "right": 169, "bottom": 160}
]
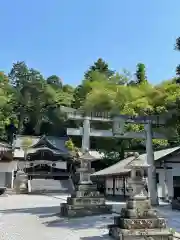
[{"left": 0, "top": 48, "right": 180, "bottom": 159}]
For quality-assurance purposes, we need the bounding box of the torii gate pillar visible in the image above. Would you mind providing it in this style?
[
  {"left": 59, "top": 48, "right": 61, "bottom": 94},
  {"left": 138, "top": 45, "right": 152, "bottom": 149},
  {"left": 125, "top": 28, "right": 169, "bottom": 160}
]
[{"left": 145, "top": 122, "right": 158, "bottom": 206}]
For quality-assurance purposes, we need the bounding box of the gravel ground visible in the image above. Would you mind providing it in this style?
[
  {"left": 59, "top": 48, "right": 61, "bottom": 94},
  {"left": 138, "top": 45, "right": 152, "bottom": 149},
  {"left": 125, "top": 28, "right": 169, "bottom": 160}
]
[
  {"left": 0, "top": 194, "right": 179, "bottom": 240},
  {"left": 0, "top": 194, "right": 113, "bottom": 240}
]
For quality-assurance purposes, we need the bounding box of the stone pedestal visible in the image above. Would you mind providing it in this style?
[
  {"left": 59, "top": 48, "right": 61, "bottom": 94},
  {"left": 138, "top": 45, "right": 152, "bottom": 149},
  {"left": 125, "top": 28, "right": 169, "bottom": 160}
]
[
  {"left": 14, "top": 171, "right": 28, "bottom": 194},
  {"left": 60, "top": 151, "right": 111, "bottom": 217},
  {"left": 108, "top": 154, "right": 173, "bottom": 240}
]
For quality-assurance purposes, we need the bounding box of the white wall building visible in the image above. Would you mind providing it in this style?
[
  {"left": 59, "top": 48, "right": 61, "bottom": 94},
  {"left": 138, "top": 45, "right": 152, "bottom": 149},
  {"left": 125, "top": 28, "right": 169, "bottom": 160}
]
[
  {"left": 0, "top": 142, "right": 15, "bottom": 189},
  {"left": 0, "top": 135, "right": 105, "bottom": 191},
  {"left": 92, "top": 146, "right": 180, "bottom": 201}
]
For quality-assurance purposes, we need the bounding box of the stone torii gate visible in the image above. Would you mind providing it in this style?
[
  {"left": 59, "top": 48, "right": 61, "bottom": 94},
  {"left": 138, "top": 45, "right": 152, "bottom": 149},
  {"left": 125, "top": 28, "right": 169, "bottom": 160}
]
[{"left": 61, "top": 106, "right": 172, "bottom": 205}]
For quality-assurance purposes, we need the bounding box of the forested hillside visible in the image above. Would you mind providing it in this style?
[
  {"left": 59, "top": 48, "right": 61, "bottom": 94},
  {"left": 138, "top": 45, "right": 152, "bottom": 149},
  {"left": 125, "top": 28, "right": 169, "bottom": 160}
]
[{"left": 1, "top": 39, "right": 180, "bottom": 152}]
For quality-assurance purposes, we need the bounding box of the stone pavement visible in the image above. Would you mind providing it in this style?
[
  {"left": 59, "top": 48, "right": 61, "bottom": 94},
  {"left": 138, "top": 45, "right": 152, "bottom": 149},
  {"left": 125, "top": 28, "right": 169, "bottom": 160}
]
[
  {"left": 0, "top": 194, "right": 180, "bottom": 240},
  {"left": 0, "top": 194, "right": 113, "bottom": 240}
]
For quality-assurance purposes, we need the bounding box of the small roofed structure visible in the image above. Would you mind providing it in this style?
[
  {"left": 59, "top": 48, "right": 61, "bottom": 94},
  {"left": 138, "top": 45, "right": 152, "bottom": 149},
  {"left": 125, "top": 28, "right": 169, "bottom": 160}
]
[
  {"left": 92, "top": 146, "right": 180, "bottom": 177},
  {"left": 92, "top": 146, "right": 180, "bottom": 201},
  {"left": 0, "top": 141, "right": 14, "bottom": 190}
]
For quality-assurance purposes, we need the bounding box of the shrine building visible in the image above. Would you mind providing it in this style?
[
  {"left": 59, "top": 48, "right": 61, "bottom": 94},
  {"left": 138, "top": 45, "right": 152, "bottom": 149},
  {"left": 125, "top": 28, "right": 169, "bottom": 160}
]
[
  {"left": 0, "top": 134, "right": 104, "bottom": 193},
  {"left": 92, "top": 146, "right": 180, "bottom": 201},
  {"left": 13, "top": 135, "right": 72, "bottom": 180}
]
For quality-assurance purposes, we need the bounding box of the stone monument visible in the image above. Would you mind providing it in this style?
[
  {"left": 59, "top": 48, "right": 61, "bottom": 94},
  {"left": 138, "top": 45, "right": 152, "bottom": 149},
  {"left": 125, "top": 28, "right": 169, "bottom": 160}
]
[
  {"left": 14, "top": 170, "right": 28, "bottom": 194},
  {"left": 108, "top": 154, "right": 173, "bottom": 240},
  {"left": 60, "top": 150, "right": 111, "bottom": 217}
]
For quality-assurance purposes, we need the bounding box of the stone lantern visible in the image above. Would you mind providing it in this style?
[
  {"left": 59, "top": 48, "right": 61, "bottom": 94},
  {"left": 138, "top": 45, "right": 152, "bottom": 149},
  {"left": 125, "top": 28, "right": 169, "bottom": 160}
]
[
  {"left": 60, "top": 149, "right": 111, "bottom": 217},
  {"left": 108, "top": 154, "right": 173, "bottom": 240},
  {"left": 126, "top": 153, "right": 149, "bottom": 201},
  {"left": 77, "top": 149, "right": 94, "bottom": 185}
]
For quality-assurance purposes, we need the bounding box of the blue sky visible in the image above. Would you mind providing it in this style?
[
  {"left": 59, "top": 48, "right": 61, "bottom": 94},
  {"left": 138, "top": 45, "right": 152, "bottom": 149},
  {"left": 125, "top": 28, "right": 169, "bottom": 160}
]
[{"left": 0, "top": 1, "right": 180, "bottom": 86}]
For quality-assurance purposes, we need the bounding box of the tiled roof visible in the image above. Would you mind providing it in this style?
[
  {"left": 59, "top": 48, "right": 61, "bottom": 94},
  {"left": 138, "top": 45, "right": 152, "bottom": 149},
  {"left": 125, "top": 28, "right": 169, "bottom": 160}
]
[
  {"left": 92, "top": 156, "right": 135, "bottom": 176},
  {"left": 92, "top": 146, "right": 180, "bottom": 176},
  {"left": 13, "top": 135, "right": 104, "bottom": 159},
  {"left": 13, "top": 135, "right": 40, "bottom": 149},
  {"left": 13, "top": 135, "right": 69, "bottom": 153}
]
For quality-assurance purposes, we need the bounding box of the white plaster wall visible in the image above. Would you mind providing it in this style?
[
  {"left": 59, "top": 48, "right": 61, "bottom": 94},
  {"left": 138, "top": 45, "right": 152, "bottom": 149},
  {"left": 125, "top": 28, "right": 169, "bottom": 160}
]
[
  {"left": 166, "top": 156, "right": 180, "bottom": 199},
  {"left": 166, "top": 168, "right": 173, "bottom": 198},
  {"left": 156, "top": 169, "right": 166, "bottom": 198},
  {"left": 105, "top": 177, "right": 113, "bottom": 195},
  {"left": 105, "top": 155, "right": 180, "bottom": 199},
  {"left": 115, "top": 178, "right": 124, "bottom": 195},
  {"left": 171, "top": 163, "right": 180, "bottom": 176},
  {"left": 156, "top": 155, "right": 180, "bottom": 199},
  {"left": 54, "top": 161, "right": 67, "bottom": 169},
  {"left": 14, "top": 149, "right": 24, "bottom": 158},
  {"left": 125, "top": 177, "right": 131, "bottom": 196},
  {"left": 0, "top": 161, "right": 17, "bottom": 172},
  {"left": 156, "top": 168, "right": 173, "bottom": 199},
  {"left": 0, "top": 162, "right": 17, "bottom": 188},
  {"left": 105, "top": 172, "right": 170, "bottom": 199}
]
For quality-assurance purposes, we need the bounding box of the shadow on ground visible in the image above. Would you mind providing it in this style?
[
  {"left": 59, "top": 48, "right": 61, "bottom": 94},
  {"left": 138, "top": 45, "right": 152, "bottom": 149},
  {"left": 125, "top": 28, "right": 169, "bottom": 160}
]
[
  {"left": 80, "top": 234, "right": 110, "bottom": 240},
  {"left": 43, "top": 214, "right": 114, "bottom": 230},
  {"left": 2, "top": 197, "right": 180, "bottom": 233},
  {"left": 0, "top": 206, "right": 60, "bottom": 217},
  {"left": 0, "top": 204, "right": 115, "bottom": 230},
  {"left": 156, "top": 205, "right": 180, "bottom": 232}
]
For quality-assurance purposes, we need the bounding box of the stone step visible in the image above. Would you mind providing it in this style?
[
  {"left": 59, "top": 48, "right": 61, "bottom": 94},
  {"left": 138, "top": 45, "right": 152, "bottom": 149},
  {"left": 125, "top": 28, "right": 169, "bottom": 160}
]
[
  {"left": 60, "top": 202, "right": 112, "bottom": 217},
  {"left": 67, "top": 196, "right": 106, "bottom": 205},
  {"left": 5, "top": 188, "right": 17, "bottom": 195}
]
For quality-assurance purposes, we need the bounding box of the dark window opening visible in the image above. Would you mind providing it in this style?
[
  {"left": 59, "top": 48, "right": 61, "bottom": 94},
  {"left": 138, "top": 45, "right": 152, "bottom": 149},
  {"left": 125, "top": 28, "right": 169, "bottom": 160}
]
[{"left": 156, "top": 173, "right": 159, "bottom": 183}]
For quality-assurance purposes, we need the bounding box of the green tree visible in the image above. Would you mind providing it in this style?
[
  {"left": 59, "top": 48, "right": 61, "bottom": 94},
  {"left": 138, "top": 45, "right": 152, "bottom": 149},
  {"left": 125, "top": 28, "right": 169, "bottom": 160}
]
[
  {"left": 0, "top": 72, "right": 17, "bottom": 140},
  {"left": 8, "top": 62, "right": 33, "bottom": 134},
  {"left": 72, "top": 80, "right": 92, "bottom": 109},
  {"left": 73, "top": 59, "right": 115, "bottom": 109},
  {"left": 135, "top": 63, "right": 147, "bottom": 84},
  {"left": 47, "top": 75, "right": 62, "bottom": 88},
  {"left": 62, "top": 84, "right": 74, "bottom": 94},
  {"left": 8, "top": 62, "right": 73, "bottom": 136},
  {"left": 85, "top": 58, "right": 114, "bottom": 80},
  {"left": 175, "top": 37, "right": 180, "bottom": 82},
  {"left": 0, "top": 58, "right": 177, "bottom": 157}
]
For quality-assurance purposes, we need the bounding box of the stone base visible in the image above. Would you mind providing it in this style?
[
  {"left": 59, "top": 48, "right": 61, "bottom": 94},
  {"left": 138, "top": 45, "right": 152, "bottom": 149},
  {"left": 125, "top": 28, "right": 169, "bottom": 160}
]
[
  {"left": 5, "top": 188, "right": 16, "bottom": 195},
  {"left": 108, "top": 215, "right": 173, "bottom": 240},
  {"left": 60, "top": 203, "right": 112, "bottom": 218},
  {"left": 109, "top": 225, "right": 173, "bottom": 240},
  {"left": 60, "top": 181, "right": 112, "bottom": 217},
  {"left": 67, "top": 196, "right": 106, "bottom": 205}
]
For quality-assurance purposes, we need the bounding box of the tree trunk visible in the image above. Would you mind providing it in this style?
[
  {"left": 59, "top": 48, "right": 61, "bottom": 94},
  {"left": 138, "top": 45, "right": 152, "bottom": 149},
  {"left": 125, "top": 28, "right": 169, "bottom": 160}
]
[
  {"left": 34, "top": 118, "right": 42, "bottom": 135},
  {"left": 18, "top": 110, "right": 25, "bottom": 134}
]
